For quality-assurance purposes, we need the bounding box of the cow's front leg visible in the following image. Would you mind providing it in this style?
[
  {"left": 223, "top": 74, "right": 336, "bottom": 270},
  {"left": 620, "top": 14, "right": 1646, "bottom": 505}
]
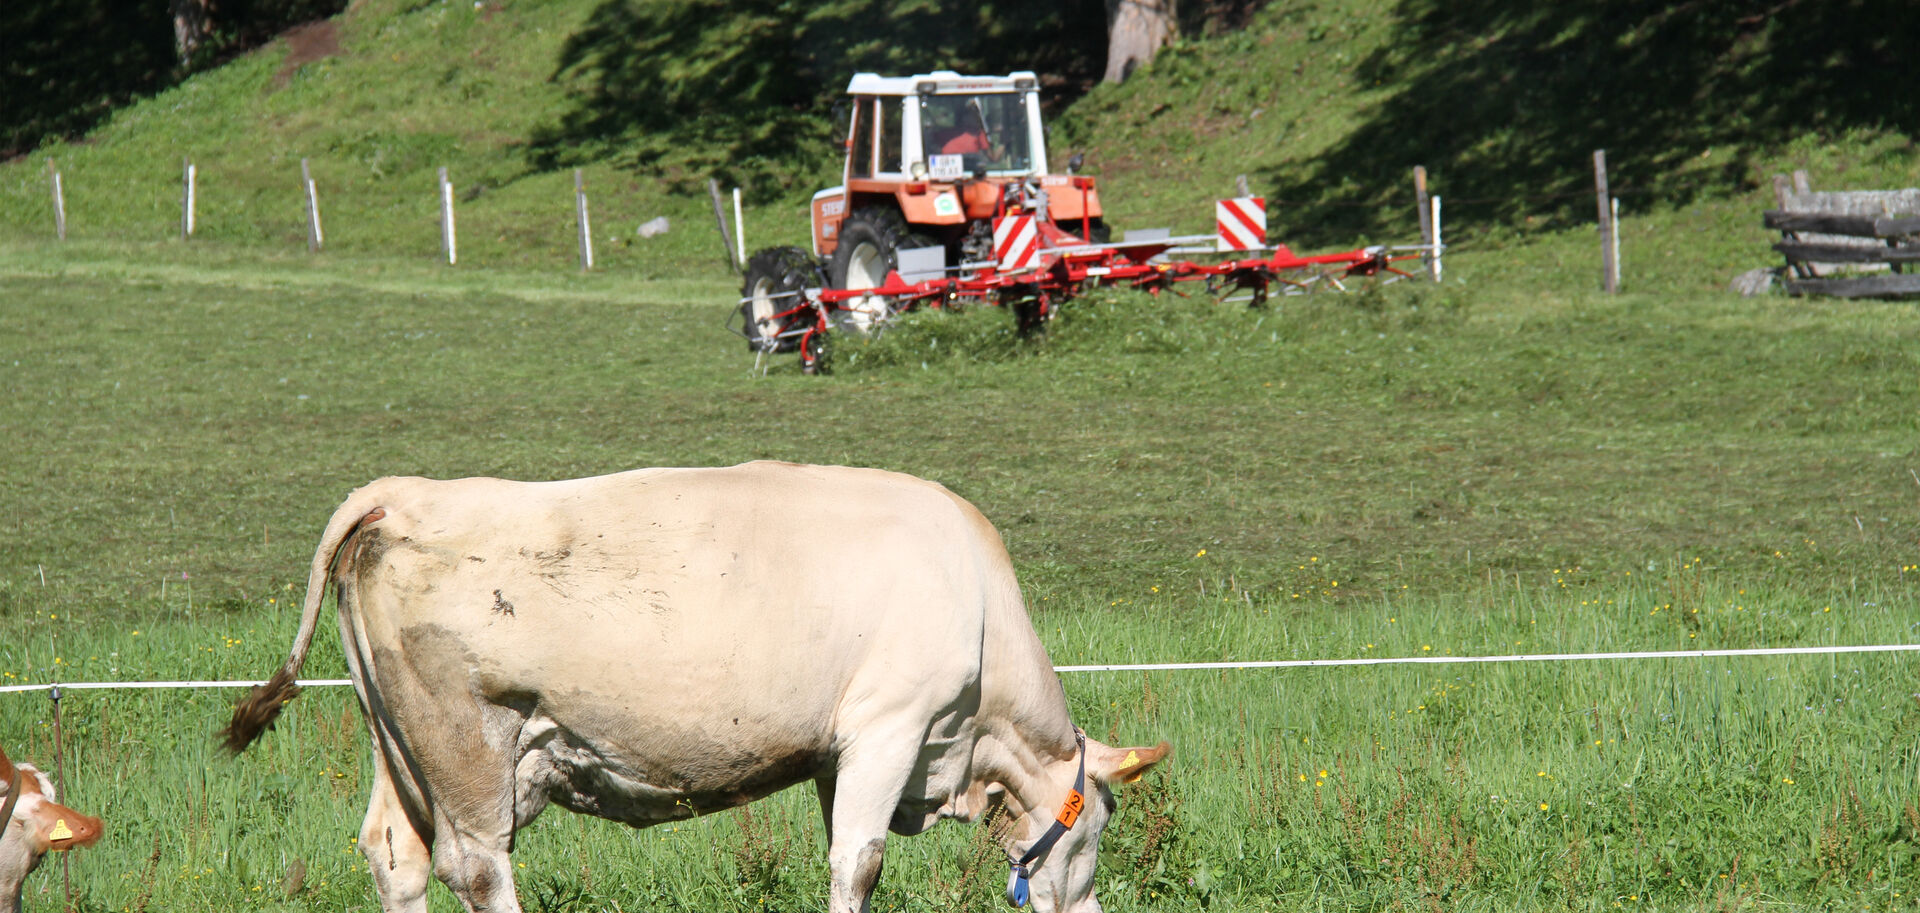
[{"left": 824, "top": 738, "right": 920, "bottom": 913}]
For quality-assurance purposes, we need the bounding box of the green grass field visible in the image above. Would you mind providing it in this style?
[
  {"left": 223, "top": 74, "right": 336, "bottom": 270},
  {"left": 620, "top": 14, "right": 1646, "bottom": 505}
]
[
  {"left": 2, "top": 236, "right": 1916, "bottom": 912},
  {"left": 5, "top": 0, "right": 1920, "bottom": 909}
]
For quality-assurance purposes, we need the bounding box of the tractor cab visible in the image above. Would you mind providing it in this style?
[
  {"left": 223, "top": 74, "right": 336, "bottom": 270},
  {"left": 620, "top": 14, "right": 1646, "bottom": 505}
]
[
  {"left": 809, "top": 71, "right": 1105, "bottom": 266},
  {"left": 917, "top": 89, "right": 1038, "bottom": 177}
]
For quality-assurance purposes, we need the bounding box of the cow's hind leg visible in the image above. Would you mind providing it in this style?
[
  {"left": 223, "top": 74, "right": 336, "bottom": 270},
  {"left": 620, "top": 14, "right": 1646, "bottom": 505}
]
[
  {"left": 421, "top": 726, "right": 523, "bottom": 912},
  {"left": 360, "top": 749, "right": 433, "bottom": 913},
  {"left": 432, "top": 826, "right": 519, "bottom": 913}
]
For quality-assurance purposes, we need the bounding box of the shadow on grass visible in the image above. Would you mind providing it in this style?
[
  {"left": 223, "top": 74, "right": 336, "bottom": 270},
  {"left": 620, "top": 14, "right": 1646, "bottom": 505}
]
[
  {"left": 1262, "top": 0, "right": 1920, "bottom": 245},
  {"left": 1, "top": 0, "right": 348, "bottom": 159},
  {"left": 524, "top": 0, "right": 1109, "bottom": 195}
]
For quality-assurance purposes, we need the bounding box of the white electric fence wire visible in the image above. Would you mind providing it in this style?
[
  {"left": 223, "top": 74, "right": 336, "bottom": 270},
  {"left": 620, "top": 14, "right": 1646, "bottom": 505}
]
[
  {"left": 2, "top": 643, "right": 1915, "bottom": 695},
  {"left": 1054, "top": 642, "right": 1920, "bottom": 673}
]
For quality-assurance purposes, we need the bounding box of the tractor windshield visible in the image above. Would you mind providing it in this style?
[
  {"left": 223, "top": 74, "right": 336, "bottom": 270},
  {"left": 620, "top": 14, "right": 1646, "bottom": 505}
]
[{"left": 920, "top": 93, "right": 1031, "bottom": 177}]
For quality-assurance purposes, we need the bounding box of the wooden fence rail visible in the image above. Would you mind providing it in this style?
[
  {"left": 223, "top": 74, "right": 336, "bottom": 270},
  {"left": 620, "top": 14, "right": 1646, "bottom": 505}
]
[{"left": 1764, "top": 181, "right": 1920, "bottom": 299}]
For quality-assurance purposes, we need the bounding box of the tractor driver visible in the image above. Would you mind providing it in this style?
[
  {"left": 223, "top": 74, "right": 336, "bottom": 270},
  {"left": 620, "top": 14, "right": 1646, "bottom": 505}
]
[{"left": 928, "top": 96, "right": 1005, "bottom": 166}]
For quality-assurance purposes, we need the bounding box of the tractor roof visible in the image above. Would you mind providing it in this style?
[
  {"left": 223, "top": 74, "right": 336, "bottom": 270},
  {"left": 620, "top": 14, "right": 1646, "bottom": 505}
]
[{"left": 844, "top": 71, "right": 1039, "bottom": 97}]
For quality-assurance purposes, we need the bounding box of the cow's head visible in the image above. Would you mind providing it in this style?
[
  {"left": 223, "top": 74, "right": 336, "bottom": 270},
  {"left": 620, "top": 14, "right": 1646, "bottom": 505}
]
[
  {"left": 1003, "top": 735, "right": 1170, "bottom": 913},
  {"left": 2, "top": 746, "right": 104, "bottom": 913}
]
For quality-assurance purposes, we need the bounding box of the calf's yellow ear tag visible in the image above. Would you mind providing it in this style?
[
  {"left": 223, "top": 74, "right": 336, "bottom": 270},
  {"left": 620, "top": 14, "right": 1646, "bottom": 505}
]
[
  {"left": 1123, "top": 750, "right": 1140, "bottom": 768},
  {"left": 49, "top": 819, "right": 74, "bottom": 841}
]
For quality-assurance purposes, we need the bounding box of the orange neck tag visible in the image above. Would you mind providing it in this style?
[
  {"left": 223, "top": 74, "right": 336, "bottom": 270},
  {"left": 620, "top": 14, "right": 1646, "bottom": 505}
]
[{"left": 1055, "top": 789, "right": 1084, "bottom": 829}]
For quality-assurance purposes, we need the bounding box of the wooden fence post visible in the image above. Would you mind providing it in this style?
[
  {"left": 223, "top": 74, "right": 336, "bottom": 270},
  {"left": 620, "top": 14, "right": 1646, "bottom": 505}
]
[
  {"left": 574, "top": 169, "right": 593, "bottom": 272},
  {"left": 1593, "top": 150, "right": 1617, "bottom": 293},
  {"left": 1413, "top": 165, "right": 1433, "bottom": 280},
  {"left": 301, "top": 158, "right": 322, "bottom": 252},
  {"left": 438, "top": 166, "right": 456, "bottom": 265},
  {"left": 707, "top": 178, "right": 738, "bottom": 274},
  {"left": 180, "top": 157, "right": 196, "bottom": 239},
  {"left": 48, "top": 159, "right": 67, "bottom": 240}
]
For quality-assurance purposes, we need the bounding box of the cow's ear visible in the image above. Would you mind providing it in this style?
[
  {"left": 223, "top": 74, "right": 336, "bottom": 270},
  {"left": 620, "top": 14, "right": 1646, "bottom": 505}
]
[
  {"left": 0, "top": 744, "right": 14, "bottom": 785},
  {"left": 1089, "top": 740, "right": 1171, "bottom": 786},
  {"left": 41, "top": 807, "right": 104, "bottom": 852}
]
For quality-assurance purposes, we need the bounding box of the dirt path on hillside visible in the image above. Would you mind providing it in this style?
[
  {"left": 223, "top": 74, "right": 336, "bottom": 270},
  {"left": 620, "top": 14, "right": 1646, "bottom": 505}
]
[{"left": 275, "top": 21, "right": 343, "bottom": 87}]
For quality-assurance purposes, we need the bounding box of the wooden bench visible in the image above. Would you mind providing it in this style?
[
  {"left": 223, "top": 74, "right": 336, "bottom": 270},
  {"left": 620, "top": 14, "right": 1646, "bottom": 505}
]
[{"left": 1762, "top": 174, "right": 1920, "bottom": 299}]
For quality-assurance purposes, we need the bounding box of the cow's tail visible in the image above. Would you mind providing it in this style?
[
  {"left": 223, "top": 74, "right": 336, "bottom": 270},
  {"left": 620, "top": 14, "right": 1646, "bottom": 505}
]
[{"left": 220, "top": 488, "right": 386, "bottom": 754}]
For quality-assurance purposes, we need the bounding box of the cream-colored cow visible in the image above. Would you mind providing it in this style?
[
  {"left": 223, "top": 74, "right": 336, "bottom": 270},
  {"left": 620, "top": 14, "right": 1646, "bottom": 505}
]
[
  {"left": 225, "top": 462, "right": 1168, "bottom": 913},
  {"left": 1, "top": 746, "right": 103, "bottom": 913}
]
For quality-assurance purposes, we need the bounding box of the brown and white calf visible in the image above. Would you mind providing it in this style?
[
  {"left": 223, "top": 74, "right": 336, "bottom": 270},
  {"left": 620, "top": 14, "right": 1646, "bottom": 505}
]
[{"left": 1, "top": 745, "right": 102, "bottom": 913}]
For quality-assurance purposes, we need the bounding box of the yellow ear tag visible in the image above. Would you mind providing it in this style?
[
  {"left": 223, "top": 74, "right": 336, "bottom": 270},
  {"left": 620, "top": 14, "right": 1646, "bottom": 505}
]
[
  {"left": 1123, "top": 750, "right": 1140, "bottom": 768},
  {"left": 49, "top": 819, "right": 73, "bottom": 841}
]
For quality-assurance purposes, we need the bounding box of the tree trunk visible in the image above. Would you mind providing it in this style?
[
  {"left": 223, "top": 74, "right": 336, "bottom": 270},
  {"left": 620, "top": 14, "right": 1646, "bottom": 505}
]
[
  {"left": 171, "top": 0, "right": 213, "bottom": 64},
  {"left": 1104, "top": 0, "right": 1176, "bottom": 83}
]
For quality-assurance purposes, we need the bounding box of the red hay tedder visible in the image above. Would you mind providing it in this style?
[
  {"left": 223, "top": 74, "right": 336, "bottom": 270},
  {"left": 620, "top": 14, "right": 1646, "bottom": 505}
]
[{"left": 732, "top": 71, "right": 1437, "bottom": 373}]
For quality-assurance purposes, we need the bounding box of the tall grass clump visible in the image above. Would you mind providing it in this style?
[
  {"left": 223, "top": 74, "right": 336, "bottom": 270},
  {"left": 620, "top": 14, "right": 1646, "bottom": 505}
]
[
  {"left": 842, "top": 282, "right": 1467, "bottom": 375},
  {"left": 837, "top": 302, "right": 1038, "bottom": 372}
]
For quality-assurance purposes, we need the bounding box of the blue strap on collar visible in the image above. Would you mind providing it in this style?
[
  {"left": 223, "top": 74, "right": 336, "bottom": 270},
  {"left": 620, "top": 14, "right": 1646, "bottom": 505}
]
[{"left": 1005, "top": 730, "right": 1087, "bottom": 908}]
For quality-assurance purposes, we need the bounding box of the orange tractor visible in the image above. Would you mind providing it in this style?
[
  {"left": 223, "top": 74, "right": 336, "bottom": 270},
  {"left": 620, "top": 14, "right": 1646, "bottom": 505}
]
[{"left": 736, "top": 71, "right": 1421, "bottom": 372}]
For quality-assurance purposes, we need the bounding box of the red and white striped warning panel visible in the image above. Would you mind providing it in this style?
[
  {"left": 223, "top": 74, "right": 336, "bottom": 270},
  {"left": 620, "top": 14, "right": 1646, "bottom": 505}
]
[
  {"left": 994, "top": 215, "right": 1040, "bottom": 271},
  {"left": 1216, "top": 197, "right": 1267, "bottom": 252}
]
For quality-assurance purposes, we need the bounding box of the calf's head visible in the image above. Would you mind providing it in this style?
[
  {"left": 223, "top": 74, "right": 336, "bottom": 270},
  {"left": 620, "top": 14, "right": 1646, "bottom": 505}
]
[{"left": 2, "top": 746, "right": 103, "bottom": 913}]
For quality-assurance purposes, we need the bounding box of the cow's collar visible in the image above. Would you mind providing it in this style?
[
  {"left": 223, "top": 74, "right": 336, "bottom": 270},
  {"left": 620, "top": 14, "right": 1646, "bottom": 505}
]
[
  {"left": 0, "top": 767, "right": 21, "bottom": 839},
  {"left": 1004, "top": 729, "right": 1087, "bottom": 909}
]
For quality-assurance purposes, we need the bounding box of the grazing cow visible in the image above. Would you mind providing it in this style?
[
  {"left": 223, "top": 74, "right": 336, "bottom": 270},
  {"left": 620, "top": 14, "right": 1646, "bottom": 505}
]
[
  {"left": 1, "top": 745, "right": 103, "bottom": 913},
  {"left": 224, "top": 461, "right": 1169, "bottom": 913}
]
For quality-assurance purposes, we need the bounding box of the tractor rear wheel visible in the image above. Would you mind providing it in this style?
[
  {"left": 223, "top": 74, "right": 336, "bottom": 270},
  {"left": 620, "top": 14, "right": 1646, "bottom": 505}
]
[
  {"left": 739, "top": 246, "right": 819, "bottom": 353},
  {"left": 828, "top": 207, "right": 936, "bottom": 334}
]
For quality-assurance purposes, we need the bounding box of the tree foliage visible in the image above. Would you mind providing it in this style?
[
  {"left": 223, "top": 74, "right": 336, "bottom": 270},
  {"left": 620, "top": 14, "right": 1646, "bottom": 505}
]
[
  {"left": 1, "top": 0, "right": 176, "bottom": 159},
  {"left": 0, "top": 0, "right": 345, "bottom": 159}
]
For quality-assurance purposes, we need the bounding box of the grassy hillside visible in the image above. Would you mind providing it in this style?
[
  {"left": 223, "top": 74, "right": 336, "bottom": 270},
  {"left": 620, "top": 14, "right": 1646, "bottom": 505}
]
[
  {"left": 0, "top": 0, "right": 728, "bottom": 272},
  {"left": 6, "top": 0, "right": 1916, "bottom": 281}
]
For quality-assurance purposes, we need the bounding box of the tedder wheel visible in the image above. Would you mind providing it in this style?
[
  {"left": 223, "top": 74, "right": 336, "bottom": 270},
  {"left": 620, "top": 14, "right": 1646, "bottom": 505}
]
[
  {"left": 799, "top": 326, "right": 831, "bottom": 375},
  {"left": 827, "top": 207, "right": 937, "bottom": 334},
  {"left": 739, "top": 246, "right": 820, "bottom": 353}
]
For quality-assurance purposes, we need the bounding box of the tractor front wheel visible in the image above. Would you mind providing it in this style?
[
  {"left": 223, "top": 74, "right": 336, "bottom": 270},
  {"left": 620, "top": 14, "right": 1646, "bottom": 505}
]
[
  {"left": 828, "top": 207, "right": 936, "bottom": 334},
  {"left": 739, "top": 246, "right": 819, "bottom": 353}
]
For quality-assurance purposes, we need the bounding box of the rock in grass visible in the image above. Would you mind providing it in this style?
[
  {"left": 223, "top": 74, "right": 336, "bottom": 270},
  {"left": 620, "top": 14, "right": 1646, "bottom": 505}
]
[{"left": 1730, "top": 267, "right": 1776, "bottom": 297}]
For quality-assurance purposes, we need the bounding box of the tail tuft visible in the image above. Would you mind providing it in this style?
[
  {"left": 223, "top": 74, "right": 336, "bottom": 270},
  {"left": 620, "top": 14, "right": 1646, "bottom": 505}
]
[{"left": 220, "top": 669, "right": 303, "bottom": 754}]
